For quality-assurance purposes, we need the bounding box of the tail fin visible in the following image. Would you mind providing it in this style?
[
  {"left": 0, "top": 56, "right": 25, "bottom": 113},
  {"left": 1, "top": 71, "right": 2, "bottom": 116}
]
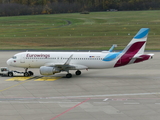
[
  {"left": 114, "top": 28, "right": 152, "bottom": 67},
  {"left": 122, "top": 28, "right": 149, "bottom": 54}
]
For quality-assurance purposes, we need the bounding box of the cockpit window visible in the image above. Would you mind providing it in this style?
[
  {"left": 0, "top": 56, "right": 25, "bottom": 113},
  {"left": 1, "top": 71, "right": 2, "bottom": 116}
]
[{"left": 12, "top": 56, "right": 17, "bottom": 59}]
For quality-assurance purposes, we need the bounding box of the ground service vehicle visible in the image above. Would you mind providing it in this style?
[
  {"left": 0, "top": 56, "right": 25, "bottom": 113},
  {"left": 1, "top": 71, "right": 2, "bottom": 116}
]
[{"left": 0, "top": 67, "right": 33, "bottom": 77}]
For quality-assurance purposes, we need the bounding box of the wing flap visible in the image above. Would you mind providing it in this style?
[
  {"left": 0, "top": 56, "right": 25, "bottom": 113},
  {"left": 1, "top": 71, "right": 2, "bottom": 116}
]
[{"left": 69, "top": 64, "right": 88, "bottom": 70}]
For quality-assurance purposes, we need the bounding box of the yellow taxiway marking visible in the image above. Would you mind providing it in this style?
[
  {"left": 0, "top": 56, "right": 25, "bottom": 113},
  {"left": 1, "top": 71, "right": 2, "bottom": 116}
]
[
  {"left": 5, "top": 76, "right": 61, "bottom": 81},
  {"left": 2, "top": 77, "right": 61, "bottom": 92},
  {"left": 34, "top": 77, "right": 61, "bottom": 81},
  {"left": 6, "top": 77, "right": 33, "bottom": 81},
  {"left": 0, "top": 80, "right": 30, "bottom": 92}
]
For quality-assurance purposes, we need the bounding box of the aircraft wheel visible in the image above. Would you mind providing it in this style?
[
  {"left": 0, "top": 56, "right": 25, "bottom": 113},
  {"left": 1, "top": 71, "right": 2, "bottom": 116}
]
[
  {"left": 8, "top": 72, "right": 13, "bottom": 77},
  {"left": 75, "top": 70, "right": 81, "bottom": 75},
  {"left": 24, "top": 72, "right": 29, "bottom": 77},
  {"left": 66, "top": 73, "right": 72, "bottom": 78},
  {"left": 28, "top": 71, "right": 34, "bottom": 76}
]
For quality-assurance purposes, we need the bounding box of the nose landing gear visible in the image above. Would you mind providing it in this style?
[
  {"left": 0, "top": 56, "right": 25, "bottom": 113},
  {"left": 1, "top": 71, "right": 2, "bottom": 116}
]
[{"left": 24, "top": 68, "right": 34, "bottom": 77}]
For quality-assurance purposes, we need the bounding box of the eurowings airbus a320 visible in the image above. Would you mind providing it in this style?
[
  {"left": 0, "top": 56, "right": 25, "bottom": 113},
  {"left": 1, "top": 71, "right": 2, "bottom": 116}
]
[{"left": 7, "top": 28, "right": 154, "bottom": 78}]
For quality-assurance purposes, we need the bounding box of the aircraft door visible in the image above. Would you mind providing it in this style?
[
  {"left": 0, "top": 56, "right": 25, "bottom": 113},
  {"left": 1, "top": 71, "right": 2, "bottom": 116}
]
[{"left": 20, "top": 54, "right": 25, "bottom": 63}]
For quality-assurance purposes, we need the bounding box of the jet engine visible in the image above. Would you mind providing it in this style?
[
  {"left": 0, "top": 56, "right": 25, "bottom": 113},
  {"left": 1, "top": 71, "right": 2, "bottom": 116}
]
[{"left": 39, "top": 66, "right": 60, "bottom": 75}]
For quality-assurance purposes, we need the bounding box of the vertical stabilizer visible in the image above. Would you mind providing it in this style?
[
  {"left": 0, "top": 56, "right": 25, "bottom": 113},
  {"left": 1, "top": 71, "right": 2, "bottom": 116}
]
[
  {"left": 122, "top": 28, "right": 149, "bottom": 55},
  {"left": 114, "top": 28, "right": 150, "bottom": 67}
]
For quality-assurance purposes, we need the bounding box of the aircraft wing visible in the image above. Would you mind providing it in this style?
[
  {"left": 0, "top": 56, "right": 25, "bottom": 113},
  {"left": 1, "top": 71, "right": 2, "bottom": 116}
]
[
  {"left": 45, "top": 63, "right": 88, "bottom": 70},
  {"left": 44, "top": 54, "right": 88, "bottom": 70}
]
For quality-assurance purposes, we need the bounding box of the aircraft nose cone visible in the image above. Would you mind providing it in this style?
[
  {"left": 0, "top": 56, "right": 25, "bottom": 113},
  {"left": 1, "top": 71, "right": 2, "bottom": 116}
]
[{"left": 7, "top": 59, "right": 11, "bottom": 66}]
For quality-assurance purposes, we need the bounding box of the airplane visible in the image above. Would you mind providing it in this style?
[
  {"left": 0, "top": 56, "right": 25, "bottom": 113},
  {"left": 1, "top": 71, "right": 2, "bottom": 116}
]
[{"left": 7, "top": 28, "right": 154, "bottom": 78}]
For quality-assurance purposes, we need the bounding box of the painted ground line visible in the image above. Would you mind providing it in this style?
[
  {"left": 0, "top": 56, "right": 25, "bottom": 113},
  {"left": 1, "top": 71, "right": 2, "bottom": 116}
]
[
  {"left": 124, "top": 103, "right": 140, "bottom": 105},
  {"left": 0, "top": 80, "right": 30, "bottom": 92},
  {"left": 5, "top": 76, "right": 61, "bottom": 81},
  {"left": 103, "top": 98, "right": 109, "bottom": 101},
  {"left": 1, "top": 76, "right": 41, "bottom": 92},
  {"left": 50, "top": 98, "right": 91, "bottom": 120},
  {"left": 35, "top": 77, "right": 61, "bottom": 81},
  {"left": 50, "top": 92, "right": 160, "bottom": 98},
  {"left": 6, "top": 77, "right": 33, "bottom": 81}
]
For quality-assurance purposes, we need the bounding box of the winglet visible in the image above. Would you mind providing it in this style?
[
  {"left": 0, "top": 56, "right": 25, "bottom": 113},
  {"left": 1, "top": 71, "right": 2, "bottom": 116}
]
[
  {"left": 109, "top": 44, "right": 117, "bottom": 52},
  {"left": 64, "top": 54, "right": 73, "bottom": 65}
]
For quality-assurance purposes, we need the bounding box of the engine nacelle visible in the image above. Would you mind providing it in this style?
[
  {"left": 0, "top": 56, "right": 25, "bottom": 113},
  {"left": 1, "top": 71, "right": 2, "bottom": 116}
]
[{"left": 39, "top": 66, "right": 60, "bottom": 75}]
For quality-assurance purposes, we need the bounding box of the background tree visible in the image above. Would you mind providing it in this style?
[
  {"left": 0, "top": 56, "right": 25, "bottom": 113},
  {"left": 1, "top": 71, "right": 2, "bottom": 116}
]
[{"left": 0, "top": 0, "right": 160, "bottom": 16}]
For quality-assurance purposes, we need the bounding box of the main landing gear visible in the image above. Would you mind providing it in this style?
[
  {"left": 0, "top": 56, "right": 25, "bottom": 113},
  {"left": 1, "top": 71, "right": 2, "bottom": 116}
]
[
  {"left": 66, "top": 70, "right": 81, "bottom": 78},
  {"left": 66, "top": 73, "right": 72, "bottom": 78},
  {"left": 24, "top": 68, "right": 34, "bottom": 77}
]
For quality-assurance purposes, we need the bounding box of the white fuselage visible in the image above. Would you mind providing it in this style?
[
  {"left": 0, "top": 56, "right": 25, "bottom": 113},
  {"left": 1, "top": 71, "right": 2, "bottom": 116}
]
[{"left": 7, "top": 51, "right": 120, "bottom": 69}]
